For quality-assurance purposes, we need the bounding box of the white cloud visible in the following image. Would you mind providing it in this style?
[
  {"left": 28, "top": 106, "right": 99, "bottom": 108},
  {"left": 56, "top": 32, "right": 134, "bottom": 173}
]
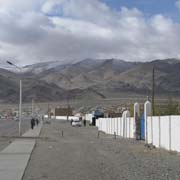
[
  {"left": 175, "top": 0, "right": 180, "bottom": 11},
  {"left": 0, "top": 0, "right": 180, "bottom": 65}
]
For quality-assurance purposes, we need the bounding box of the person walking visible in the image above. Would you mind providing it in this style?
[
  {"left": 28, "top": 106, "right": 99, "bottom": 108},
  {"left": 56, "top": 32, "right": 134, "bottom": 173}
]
[
  {"left": 35, "top": 118, "right": 39, "bottom": 126},
  {"left": 83, "top": 119, "right": 86, "bottom": 127},
  {"left": 31, "top": 117, "right": 35, "bottom": 129}
]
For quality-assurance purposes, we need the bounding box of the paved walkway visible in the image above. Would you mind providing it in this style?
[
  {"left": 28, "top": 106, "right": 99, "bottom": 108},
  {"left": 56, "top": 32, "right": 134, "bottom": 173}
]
[
  {"left": 23, "top": 123, "right": 42, "bottom": 138},
  {"left": 0, "top": 123, "right": 42, "bottom": 180}
]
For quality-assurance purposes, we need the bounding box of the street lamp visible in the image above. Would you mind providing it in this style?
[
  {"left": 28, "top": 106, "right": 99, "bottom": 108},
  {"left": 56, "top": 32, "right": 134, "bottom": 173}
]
[{"left": 6, "top": 61, "right": 22, "bottom": 136}]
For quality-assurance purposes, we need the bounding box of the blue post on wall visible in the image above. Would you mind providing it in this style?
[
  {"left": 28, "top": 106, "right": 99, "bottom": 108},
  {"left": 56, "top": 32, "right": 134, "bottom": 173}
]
[{"left": 141, "top": 112, "right": 145, "bottom": 140}]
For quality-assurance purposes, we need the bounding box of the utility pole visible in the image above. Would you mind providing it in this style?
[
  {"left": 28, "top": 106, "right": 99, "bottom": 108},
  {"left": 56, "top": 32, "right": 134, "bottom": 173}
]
[
  {"left": 152, "top": 67, "right": 155, "bottom": 116},
  {"left": 67, "top": 99, "right": 69, "bottom": 121},
  {"left": 66, "top": 89, "right": 70, "bottom": 121},
  {"left": 47, "top": 103, "right": 50, "bottom": 119},
  {"left": 32, "top": 99, "right": 34, "bottom": 117},
  {"left": 19, "top": 79, "right": 22, "bottom": 136},
  {"left": 6, "top": 61, "right": 22, "bottom": 136}
]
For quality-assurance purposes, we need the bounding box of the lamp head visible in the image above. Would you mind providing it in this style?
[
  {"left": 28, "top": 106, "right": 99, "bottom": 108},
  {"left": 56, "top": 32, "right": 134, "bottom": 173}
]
[{"left": 6, "top": 61, "right": 13, "bottom": 65}]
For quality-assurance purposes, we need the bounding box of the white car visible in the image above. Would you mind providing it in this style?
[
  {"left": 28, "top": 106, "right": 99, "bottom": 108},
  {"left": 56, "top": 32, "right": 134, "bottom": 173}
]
[
  {"left": 71, "top": 119, "right": 82, "bottom": 127},
  {"left": 14, "top": 116, "right": 19, "bottom": 121}
]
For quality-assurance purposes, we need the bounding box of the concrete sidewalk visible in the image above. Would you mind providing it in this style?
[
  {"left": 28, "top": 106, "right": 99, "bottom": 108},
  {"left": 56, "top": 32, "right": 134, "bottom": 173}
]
[
  {"left": 23, "top": 123, "right": 42, "bottom": 137},
  {"left": 0, "top": 123, "right": 42, "bottom": 180}
]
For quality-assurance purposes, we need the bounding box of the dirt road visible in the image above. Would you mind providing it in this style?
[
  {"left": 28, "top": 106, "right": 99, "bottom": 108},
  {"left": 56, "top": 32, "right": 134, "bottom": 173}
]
[{"left": 23, "top": 120, "right": 180, "bottom": 180}]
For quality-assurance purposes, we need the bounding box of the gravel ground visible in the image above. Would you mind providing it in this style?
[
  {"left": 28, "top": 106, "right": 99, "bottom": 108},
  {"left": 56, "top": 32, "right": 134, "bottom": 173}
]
[
  {"left": 0, "top": 118, "right": 31, "bottom": 151},
  {"left": 23, "top": 120, "right": 180, "bottom": 180}
]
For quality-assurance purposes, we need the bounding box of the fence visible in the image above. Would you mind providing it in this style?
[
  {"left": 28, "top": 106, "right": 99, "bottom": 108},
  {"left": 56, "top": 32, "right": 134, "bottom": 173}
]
[
  {"left": 44, "top": 115, "right": 78, "bottom": 121},
  {"left": 96, "top": 116, "right": 135, "bottom": 138},
  {"left": 147, "top": 115, "right": 180, "bottom": 152},
  {"left": 85, "top": 114, "right": 93, "bottom": 123},
  {"left": 95, "top": 100, "right": 180, "bottom": 153}
]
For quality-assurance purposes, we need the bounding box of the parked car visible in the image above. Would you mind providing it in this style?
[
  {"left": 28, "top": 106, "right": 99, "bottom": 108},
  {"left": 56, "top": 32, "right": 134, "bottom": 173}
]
[
  {"left": 14, "top": 116, "right": 19, "bottom": 121},
  {"left": 71, "top": 119, "right": 82, "bottom": 127}
]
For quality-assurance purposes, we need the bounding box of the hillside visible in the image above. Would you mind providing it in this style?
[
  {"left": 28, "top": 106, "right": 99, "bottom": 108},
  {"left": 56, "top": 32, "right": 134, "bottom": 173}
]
[{"left": 1, "top": 58, "right": 180, "bottom": 103}]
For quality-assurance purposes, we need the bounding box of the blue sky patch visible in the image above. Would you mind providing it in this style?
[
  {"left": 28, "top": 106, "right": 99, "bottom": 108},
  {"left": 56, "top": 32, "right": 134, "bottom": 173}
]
[{"left": 101, "top": 0, "right": 180, "bottom": 21}]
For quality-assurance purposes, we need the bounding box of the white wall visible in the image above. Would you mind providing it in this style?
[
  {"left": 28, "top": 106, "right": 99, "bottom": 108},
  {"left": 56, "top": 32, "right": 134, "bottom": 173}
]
[
  {"left": 43, "top": 116, "right": 78, "bottom": 121},
  {"left": 96, "top": 116, "right": 135, "bottom": 139},
  {"left": 97, "top": 100, "right": 180, "bottom": 153},
  {"left": 85, "top": 114, "right": 93, "bottom": 123},
  {"left": 55, "top": 116, "right": 79, "bottom": 121},
  {"left": 171, "top": 116, "right": 180, "bottom": 152},
  {"left": 147, "top": 115, "right": 180, "bottom": 152},
  {"left": 44, "top": 115, "right": 48, "bottom": 118}
]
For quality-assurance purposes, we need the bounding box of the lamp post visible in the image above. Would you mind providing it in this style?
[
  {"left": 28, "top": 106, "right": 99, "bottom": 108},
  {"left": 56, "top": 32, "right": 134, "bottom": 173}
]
[
  {"left": 152, "top": 67, "right": 155, "bottom": 116},
  {"left": 32, "top": 99, "right": 34, "bottom": 117},
  {"left": 6, "top": 61, "right": 22, "bottom": 136}
]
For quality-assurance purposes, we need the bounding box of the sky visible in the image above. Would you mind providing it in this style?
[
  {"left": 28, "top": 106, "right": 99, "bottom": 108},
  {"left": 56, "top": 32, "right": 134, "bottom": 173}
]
[
  {"left": 102, "top": 0, "right": 180, "bottom": 19},
  {"left": 1, "top": 0, "right": 180, "bottom": 66}
]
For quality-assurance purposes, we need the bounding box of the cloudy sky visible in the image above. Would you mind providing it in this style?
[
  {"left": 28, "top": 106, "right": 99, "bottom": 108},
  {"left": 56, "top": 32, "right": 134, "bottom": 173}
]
[{"left": 1, "top": 0, "right": 180, "bottom": 65}]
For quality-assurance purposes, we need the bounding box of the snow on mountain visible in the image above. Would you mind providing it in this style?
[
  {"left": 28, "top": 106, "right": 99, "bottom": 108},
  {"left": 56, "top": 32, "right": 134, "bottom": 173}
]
[{"left": 22, "top": 60, "right": 78, "bottom": 74}]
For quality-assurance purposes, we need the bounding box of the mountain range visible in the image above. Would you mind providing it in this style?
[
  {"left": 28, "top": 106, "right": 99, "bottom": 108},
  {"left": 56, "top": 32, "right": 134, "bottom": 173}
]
[{"left": 0, "top": 58, "right": 180, "bottom": 103}]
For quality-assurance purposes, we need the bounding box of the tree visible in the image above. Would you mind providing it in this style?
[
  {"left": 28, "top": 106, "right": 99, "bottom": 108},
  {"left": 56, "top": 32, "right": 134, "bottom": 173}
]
[{"left": 164, "top": 97, "right": 179, "bottom": 115}]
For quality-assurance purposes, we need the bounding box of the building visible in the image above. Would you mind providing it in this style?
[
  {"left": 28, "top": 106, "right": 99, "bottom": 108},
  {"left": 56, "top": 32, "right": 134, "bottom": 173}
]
[{"left": 54, "top": 107, "right": 73, "bottom": 116}]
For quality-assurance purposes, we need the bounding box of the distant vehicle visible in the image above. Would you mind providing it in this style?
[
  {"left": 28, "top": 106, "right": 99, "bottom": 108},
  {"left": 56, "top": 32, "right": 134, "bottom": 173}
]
[
  {"left": 71, "top": 119, "right": 82, "bottom": 127},
  {"left": 0, "top": 116, "right": 6, "bottom": 120},
  {"left": 93, "top": 110, "right": 104, "bottom": 119},
  {"left": 14, "top": 116, "right": 19, "bottom": 121}
]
